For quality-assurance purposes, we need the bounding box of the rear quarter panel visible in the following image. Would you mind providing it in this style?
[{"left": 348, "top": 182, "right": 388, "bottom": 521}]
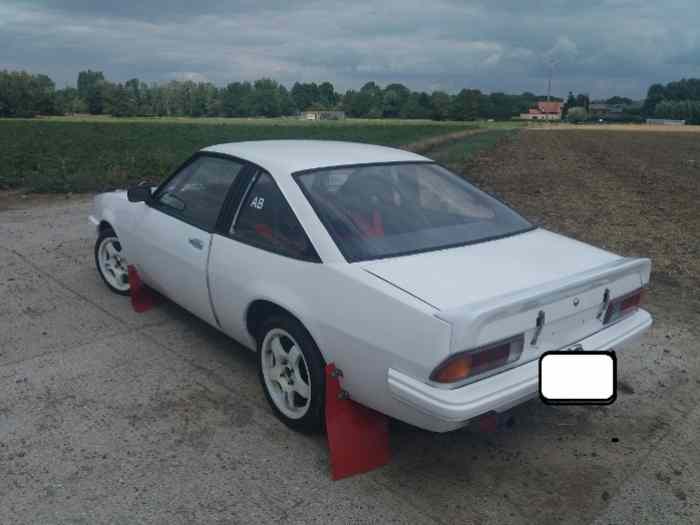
[{"left": 207, "top": 234, "right": 452, "bottom": 415}]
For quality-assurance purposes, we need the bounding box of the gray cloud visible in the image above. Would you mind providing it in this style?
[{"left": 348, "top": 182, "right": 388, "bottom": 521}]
[{"left": 2, "top": 0, "right": 699, "bottom": 98}]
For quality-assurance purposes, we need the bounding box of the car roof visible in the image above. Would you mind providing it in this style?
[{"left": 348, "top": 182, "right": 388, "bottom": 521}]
[{"left": 202, "top": 140, "right": 430, "bottom": 175}]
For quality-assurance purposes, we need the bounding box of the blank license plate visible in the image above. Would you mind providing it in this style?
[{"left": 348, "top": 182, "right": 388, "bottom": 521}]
[{"left": 539, "top": 350, "right": 616, "bottom": 405}]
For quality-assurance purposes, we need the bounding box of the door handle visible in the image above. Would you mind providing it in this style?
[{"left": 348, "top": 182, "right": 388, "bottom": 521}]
[{"left": 188, "top": 238, "right": 205, "bottom": 250}]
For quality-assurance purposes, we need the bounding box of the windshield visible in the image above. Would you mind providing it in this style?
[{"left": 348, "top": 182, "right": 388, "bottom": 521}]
[{"left": 295, "top": 162, "right": 533, "bottom": 262}]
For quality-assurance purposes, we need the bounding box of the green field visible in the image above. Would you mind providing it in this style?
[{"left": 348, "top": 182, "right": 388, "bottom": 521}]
[{"left": 0, "top": 117, "right": 520, "bottom": 192}]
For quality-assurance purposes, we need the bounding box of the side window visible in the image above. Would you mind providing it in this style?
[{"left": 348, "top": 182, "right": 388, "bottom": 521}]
[
  {"left": 232, "top": 172, "right": 318, "bottom": 261},
  {"left": 154, "top": 155, "right": 245, "bottom": 230}
]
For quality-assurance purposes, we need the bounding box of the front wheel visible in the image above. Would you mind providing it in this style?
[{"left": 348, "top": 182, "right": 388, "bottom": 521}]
[
  {"left": 257, "top": 315, "right": 326, "bottom": 433},
  {"left": 94, "top": 228, "right": 131, "bottom": 295}
]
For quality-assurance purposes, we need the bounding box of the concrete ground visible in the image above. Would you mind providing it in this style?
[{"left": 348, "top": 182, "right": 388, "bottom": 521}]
[{"left": 1, "top": 195, "right": 698, "bottom": 525}]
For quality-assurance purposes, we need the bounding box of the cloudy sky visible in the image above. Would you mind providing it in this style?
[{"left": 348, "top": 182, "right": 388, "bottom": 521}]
[{"left": 2, "top": 0, "right": 699, "bottom": 98}]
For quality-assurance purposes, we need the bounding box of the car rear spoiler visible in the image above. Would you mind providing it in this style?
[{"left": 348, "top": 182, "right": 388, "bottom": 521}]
[{"left": 435, "top": 257, "right": 651, "bottom": 350}]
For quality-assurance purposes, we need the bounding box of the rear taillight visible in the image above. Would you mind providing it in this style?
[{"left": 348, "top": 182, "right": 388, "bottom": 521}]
[
  {"left": 431, "top": 335, "right": 524, "bottom": 384},
  {"left": 603, "top": 288, "right": 646, "bottom": 324}
]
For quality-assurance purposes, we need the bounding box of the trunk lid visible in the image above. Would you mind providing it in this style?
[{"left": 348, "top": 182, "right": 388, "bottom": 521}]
[{"left": 362, "top": 229, "right": 651, "bottom": 358}]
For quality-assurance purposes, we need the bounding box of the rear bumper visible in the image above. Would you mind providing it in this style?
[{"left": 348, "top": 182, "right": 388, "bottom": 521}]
[{"left": 387, "top": 308, "right": 652, "bottom": 432}]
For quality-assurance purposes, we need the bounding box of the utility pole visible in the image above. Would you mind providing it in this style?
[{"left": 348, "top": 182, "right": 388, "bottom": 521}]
[{"left": 546, "top": 57, "right": 558, "bottom": 102}]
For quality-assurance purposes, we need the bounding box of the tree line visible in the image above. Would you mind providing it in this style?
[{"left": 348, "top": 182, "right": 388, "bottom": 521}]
[
  {"left": 1, "top": 69, "right": 563, "bottom": 121},
  {"left": 643, "top": 78, "right": 700, "bottom": 124},
  {"left": 7, "top": 68, "right": 696, "bottom": 123}
]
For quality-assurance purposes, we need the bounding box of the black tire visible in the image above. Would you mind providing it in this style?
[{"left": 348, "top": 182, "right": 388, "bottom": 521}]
[
  {"left": 94, "top": 228, "right": 131, "bottom": 296},
  {"left": 257, "top": 315, "right": 326, "bottom": 434}
]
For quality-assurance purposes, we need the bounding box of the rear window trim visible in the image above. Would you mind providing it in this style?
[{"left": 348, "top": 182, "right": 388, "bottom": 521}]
[
  {"left": 353, "top": 226, "right": 538, "bottom": 263},
  {"left": 292, "top": 161, "right": 535, "bottom": 263}
]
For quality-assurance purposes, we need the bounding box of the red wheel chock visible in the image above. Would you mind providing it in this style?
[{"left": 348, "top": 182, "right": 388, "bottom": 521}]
[
  {"left": 127, "top": 265, "right": 158, "bottom": 313},
  {"left": 325, "top": 363, "right": 390, "bottom": 480}
]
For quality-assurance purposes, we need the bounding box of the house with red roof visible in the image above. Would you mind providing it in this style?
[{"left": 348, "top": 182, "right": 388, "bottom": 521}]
[{"left": 519, "top": 101, "right": 562, "bottom": 121}]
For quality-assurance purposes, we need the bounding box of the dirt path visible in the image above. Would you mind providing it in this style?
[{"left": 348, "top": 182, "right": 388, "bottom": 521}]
[{"left": 402, "top": 127, "right": 488, "bottom": 154}]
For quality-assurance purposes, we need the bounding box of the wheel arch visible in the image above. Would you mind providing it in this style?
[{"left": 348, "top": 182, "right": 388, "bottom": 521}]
[
  {"left": 98, "top": 220, "right": 114, "bottom": 234},
  {"left": 245, "top": 299, "right": 324, "bottom": 357},
  {"left": 97, "top": 218, "right": 123, "bottom": 248},
  {"left": 96, "top": 206, "right": 121, "bottom": 239}
]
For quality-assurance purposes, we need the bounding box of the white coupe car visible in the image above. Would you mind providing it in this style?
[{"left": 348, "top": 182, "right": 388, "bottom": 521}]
[{"left": 89, "top": 140, "right": 652, "bottom": 433}]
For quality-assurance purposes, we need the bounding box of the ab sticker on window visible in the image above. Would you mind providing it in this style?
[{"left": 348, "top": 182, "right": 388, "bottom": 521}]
[{"left": 250, "top": 196, "right": 265, "bottom": 210}]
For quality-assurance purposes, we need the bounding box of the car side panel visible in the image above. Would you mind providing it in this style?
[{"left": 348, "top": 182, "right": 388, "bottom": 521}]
[
  {"left": 91, "top": 192, "right": 129, "bottom": 239},
  {"left": 110, "top": 199, "right": 146, "bottom": 261},
  {"left": 127, "top": 206, "right": 218, "bottom": 327},
  {"left": 208, "top": 233, "right": 452, "bottom": 416},
  {"left": 91, "top": 192, "right": 145, "bottom": 263},
  {"left": 92, "top": 192, "right": 219, "bottom": 327}
]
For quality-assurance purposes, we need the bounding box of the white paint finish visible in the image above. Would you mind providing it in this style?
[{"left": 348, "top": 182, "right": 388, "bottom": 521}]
[
  {"left": 479, "top": 270, "right": 641, "bottom": 355},
  {"left": 203, "top": 140, "right": 428, "bottom": 176},
  {"left": 439, "top": 256, "right": 650, "bottom": 353},
  {"left": 361, "top": 229, "right": 620, "bottom": 311},
  {"left": 89, "top": 140, "right": 654, "bottom": 432},
  {"left": 207, "top": 233, "right": 451, "bottom": 398},
  {"left": 388, "top": 309, "right": 652, "bottom": 432},
  {"left": 114, "top": 201, "right": 217, "bottom": 327},
  {"left": 92, "top": 191, "right": 133, "bottom": 253},
  {"left": 540, "top": 353, "right": 615, "bottom": 401},
  {"left": 364, "top": 228, "right": 651, "bottom": 356},
  {"left": 207, "top": 227, "right": 451, "bottom": 419}
]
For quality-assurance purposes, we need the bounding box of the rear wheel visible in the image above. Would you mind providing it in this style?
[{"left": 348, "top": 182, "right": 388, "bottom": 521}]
[
  {"left": 95, "top": 228, "right": 130, "bottom": 295},
  {"left": 257, "top": 315, "right": 325, "bottom": 433}
]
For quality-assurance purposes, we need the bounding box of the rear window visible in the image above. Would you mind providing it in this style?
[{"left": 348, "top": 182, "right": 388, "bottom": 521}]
[{"left": 295, "top": 162, "right": 533, "bottom": 262}]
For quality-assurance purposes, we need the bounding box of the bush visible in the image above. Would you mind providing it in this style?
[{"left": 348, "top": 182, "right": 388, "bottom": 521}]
[{"left": 567, "top": 107, "right": 589, "bottom": 123}]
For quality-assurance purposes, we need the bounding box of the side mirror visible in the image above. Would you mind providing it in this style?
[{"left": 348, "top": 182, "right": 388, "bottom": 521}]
[{"left": 127, "top": 185, "right": 152, "bottom": 203}]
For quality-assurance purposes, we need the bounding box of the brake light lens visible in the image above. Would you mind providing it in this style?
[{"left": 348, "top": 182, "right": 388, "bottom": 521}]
[
  {"left": 431, "top": 335, "right": 524, "bottom": 384},
  {"left": 603, "top": 288, "right": 646, "bottom": 325}
]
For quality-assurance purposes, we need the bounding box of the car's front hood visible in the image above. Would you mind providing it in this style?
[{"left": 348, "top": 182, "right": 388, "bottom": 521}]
[{"left": 361, "top": 229, "right": 620, "bottom": 311}]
